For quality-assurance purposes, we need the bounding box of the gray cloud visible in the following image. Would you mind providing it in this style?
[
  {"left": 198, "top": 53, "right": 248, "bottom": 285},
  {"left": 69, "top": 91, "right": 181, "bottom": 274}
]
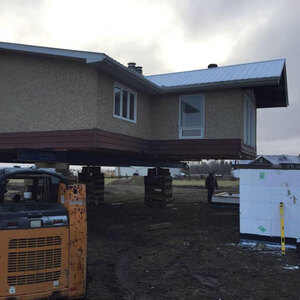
[
  {"left": 174, "top": 0, "right": 300, "bottom": 154},
  {"left": 0, "top": 0, "right": 168, "bottom": 74},
  {"left": 0, "top": 0, "right": 48, "bottom": 43},
  {"left": 86, "top": 38, "right": 168, "bottom": 75},
  {"left": 224, "top": 1, "right": 300, "bottom": 154},
  {"left": 173, "top": 0, "right": 279, "bottom": 40}
]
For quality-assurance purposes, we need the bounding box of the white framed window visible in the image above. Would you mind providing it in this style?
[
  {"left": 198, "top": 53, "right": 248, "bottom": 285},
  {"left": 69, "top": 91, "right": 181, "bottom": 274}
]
[
  {"left": 244, "top": 94, "right": 256, "bottom": 147},
  {"left": 179, "top": 94, "right": 205, "bottom": 139},
  {"left": 113, "top": 83, "right": 137, "bottom": 123}
]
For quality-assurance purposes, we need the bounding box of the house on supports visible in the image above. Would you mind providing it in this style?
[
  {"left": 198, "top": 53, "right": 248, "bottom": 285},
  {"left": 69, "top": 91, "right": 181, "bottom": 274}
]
[{"left": 0, "top": 42, "right": 289, "bottom": 205}]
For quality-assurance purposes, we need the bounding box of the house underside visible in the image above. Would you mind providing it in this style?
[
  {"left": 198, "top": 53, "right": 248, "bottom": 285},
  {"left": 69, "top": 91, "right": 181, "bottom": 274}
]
[{"left": 0, "top": 128, "right": 255, "bottom": 166}]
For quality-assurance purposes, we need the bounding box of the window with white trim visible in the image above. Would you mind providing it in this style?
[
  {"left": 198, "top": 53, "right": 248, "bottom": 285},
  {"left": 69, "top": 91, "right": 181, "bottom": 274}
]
[
  {"left": 244, "top": 94, "right": 256, "bottom": 147},
  {"left": 114, "top": 84, "right": 137, "bottom": 122},
  {"left": 179, "top": 94, "right": 205, "bottom": 139}
]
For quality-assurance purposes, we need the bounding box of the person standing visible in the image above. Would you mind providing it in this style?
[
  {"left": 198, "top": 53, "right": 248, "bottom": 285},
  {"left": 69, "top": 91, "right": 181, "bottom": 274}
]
[{"left": 205, "top": 173, "right": 218, "bottom": 203}]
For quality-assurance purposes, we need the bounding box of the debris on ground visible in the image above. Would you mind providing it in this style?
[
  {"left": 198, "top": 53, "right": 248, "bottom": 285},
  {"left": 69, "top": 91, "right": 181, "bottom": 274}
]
[
  {"left": 148, "top": 222, "right": 172, "bottom": 231},
  {"left": 86, "top": 184, "right": 300, "bottom": 299},
  {"left": 253, "top": 242, "right": 266, "bottom": 251}
]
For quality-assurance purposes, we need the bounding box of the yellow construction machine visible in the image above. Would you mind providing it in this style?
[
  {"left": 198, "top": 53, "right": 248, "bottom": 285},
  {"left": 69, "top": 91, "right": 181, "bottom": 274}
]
[{"left": 0, "top": 167, "right": 87, "bottom": 300}]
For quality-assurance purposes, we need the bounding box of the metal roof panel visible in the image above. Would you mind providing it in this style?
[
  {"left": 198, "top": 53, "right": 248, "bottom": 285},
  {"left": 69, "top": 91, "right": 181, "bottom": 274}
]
[{"left": 146, "top": 59, "right": 285, "bottom": 87}]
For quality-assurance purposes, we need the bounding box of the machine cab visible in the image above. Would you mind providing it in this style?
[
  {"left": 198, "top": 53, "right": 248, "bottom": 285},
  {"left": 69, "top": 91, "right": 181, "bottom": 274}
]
[
  {"left": 0, "top": 167, "right": 69, "bottom": 230},
  {"left": 0, "top": 167, "right": 86, "bottom": 300}
]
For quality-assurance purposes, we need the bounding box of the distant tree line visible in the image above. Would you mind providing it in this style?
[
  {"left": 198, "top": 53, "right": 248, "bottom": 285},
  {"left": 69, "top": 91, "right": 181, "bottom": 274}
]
[{"left": 189, "top": 160, "right": 231, "bottom": 175}]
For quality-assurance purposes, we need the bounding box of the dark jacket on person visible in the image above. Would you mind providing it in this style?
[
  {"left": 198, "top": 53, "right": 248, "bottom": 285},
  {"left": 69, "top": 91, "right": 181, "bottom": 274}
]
[{"left": 205, "top": 174, "right": 218, "bottom": 190}]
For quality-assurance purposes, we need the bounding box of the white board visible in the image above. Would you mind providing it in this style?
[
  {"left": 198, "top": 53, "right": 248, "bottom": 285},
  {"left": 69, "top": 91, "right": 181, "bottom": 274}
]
[
  {"left": 212, "top": 192, "right": 239, "bottom": 204},
  {"left": 240, "top": 169, "right": 300, "bottom": 240}
]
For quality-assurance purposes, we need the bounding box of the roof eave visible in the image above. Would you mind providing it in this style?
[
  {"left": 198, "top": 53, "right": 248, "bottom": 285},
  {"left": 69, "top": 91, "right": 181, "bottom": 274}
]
[
  {"left": 0, "top": 41, "right": 105, "bottom": 64},
  {"left": 159, "top": 77, "right": 280, "bottom": 94},
  {"left": 283, "top": 63, "right": 289, "bottom": 107},
  {"left": 91, "top": 56, "right": 161, "bottom": 94}
]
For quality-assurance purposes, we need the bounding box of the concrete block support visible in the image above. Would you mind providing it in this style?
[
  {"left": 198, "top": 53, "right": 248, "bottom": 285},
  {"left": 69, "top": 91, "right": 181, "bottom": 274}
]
[
  {"left": 35, "top": 162, "right": 78, "bottom": 183},
  {"left": 35, "top": 162, "right": 69, "bottom": 174},
  {"left": 144, "top": 168, "right": 173, "bottom": 207},
  {"left": 78, "top": 166, "right": 104, "bottom": 205}
]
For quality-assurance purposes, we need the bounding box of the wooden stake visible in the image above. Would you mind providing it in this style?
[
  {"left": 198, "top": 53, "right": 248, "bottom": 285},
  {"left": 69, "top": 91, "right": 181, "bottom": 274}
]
[{"left": 280, "top": 202, "right": 285, "bottom": 255}]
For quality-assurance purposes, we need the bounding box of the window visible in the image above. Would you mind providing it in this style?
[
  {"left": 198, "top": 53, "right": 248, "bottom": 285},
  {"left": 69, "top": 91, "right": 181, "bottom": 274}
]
[
  {"left": 114, "top": 84, "right": 137, "bottom": 122},
  {"left": 3, "top": 177, "right": 52, "bottom": 203},
  {"left": 244, "top": 94, "right": 256, "bottom": 147},
  {"left": 179, "top": 94, "right": 205, "bottom": 139}
]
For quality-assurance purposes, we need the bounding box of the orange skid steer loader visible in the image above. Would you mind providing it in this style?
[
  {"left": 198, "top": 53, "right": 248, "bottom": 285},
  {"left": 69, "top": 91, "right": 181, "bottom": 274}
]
[{"left": 0, "top": 167, "right": 87, "bottom": 300}]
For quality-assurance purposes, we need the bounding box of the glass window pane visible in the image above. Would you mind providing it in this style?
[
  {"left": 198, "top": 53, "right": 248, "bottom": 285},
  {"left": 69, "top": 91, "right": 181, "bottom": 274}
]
[
  {"left": 129, "top": 93, "right": 135, "bottom": 120},
  {"left": 182, "top": 129, "right": 202, "bottom": 137},
  {"left": 122, "top": 90, "right": 128, "bottom": 118},
  {"left": 114, "top": 87, "right": 121, "bottom": 116},
  {"left": 180, "top": 95, "right": 204, "bottom": 127}
]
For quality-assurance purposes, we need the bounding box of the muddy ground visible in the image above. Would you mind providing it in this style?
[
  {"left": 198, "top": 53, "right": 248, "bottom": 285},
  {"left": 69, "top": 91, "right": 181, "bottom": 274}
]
[{"left": 86, "top": 182, "right": 300, "bottom": 300}]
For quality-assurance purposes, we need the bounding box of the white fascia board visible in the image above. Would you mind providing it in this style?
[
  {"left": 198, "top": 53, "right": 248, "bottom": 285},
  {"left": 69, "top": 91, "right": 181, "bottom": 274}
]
[
  {"left": 283, "top": 63, "right": 289, "bottom": 106},
  {"left": 159, "top": 77, "right": 280, "bottom": 92},
  {"left": 0, "top": 41, "right": 105, "bottom": 64},
  {"left": 86, "top": 57, "right": 105, "bottom": 64}
]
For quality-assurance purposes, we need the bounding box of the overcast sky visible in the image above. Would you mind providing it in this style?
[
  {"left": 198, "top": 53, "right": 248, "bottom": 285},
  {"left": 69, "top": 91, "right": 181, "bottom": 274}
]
[{"left": 0, "top": 0, "right": 299, "bottom": 156}]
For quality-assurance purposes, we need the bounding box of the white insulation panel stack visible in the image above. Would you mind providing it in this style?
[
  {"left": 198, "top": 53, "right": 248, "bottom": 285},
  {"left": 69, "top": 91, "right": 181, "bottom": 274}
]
[{"left": 240, "top": 169, "right": 300, "bottom": 240}]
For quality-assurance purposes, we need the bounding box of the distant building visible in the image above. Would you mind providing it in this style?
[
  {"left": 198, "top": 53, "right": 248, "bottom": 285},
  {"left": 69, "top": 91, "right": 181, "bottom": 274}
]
[
  {"left": 231, "top": 159, "right": 252, "bottom": 178},
  {"left": 250, "top": 155, "right": 300, "bottom": 168},
  {"left": 115, "top": 166, "right": 183, "bottom": 177}
]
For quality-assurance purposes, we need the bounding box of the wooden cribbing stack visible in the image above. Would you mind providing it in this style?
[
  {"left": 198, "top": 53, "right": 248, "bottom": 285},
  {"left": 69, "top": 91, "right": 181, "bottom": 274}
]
[
  {"left": 78, "top": 166, "right": 104, "bottom": 205},
  {"left": 144, "top": 168, "right": 173, "bottom": 207}
]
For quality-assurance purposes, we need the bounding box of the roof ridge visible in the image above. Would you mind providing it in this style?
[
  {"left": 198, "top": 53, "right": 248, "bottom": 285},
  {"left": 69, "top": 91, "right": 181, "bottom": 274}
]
[{"left": 146, "top": 58, "right": 286, "bottom": 78}]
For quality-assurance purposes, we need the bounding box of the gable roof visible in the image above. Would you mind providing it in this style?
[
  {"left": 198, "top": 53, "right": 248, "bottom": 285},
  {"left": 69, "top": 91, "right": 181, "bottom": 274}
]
[
  {"left": 0, "top": 41, "right": 288, "bottom": 108},
  {"left": 235, "top": 155, "right": 300, "bottom": 170},
  {"left": 146, "top": 59, "right": 288, "bottom": 108},
  {"left": 254, "top": 155, "right": 300, "bottom": 166}
]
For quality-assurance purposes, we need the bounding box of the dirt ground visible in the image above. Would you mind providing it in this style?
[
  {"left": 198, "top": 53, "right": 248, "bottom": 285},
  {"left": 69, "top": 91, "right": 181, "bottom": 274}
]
[{"left": 86, "top": 181, "right": 300, "bottom": 300}]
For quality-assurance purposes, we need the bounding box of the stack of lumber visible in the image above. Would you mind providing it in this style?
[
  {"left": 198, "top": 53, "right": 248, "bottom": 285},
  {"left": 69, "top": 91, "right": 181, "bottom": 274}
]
[
  {"left": 78, "top": 166, "right": 104, "bottom": 205},
  {"left": 144, "top": 168, "right": 172, "bottom": 208}
]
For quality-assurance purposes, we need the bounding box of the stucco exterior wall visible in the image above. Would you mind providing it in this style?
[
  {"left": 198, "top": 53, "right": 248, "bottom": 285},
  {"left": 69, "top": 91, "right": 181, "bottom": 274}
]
[
  {"left": 97, "top": 72, "right": 152, "bottom": 139},
  {"left": 205, "top": 89, "right": 244, "bottom": 139},
  {"left": 151, "top": 95, "right": 179, "bottom": 140},
  {"left": 150, "top": 89, "right": 245, "bottom": 140},
  {"left": 0, "top": 52, "right": 98, "bottom": 132}
]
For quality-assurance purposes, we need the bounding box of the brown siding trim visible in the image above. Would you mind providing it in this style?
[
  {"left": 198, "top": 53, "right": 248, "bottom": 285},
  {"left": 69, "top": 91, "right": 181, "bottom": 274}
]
[
  {"left": 0, "top": 130, "right": 96, "bottom": 149},
  {"left": 150, "top": 139, "right": 243, "bottom": 156},
  {"left": 96, "top": 129, "right": 150, "bottom": 153},
  {"left": 241, "top": 142, "right": 257, "bottom": 157},
  {"left": 0, "top": 129, "right": 256, "bottom": 159}
]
